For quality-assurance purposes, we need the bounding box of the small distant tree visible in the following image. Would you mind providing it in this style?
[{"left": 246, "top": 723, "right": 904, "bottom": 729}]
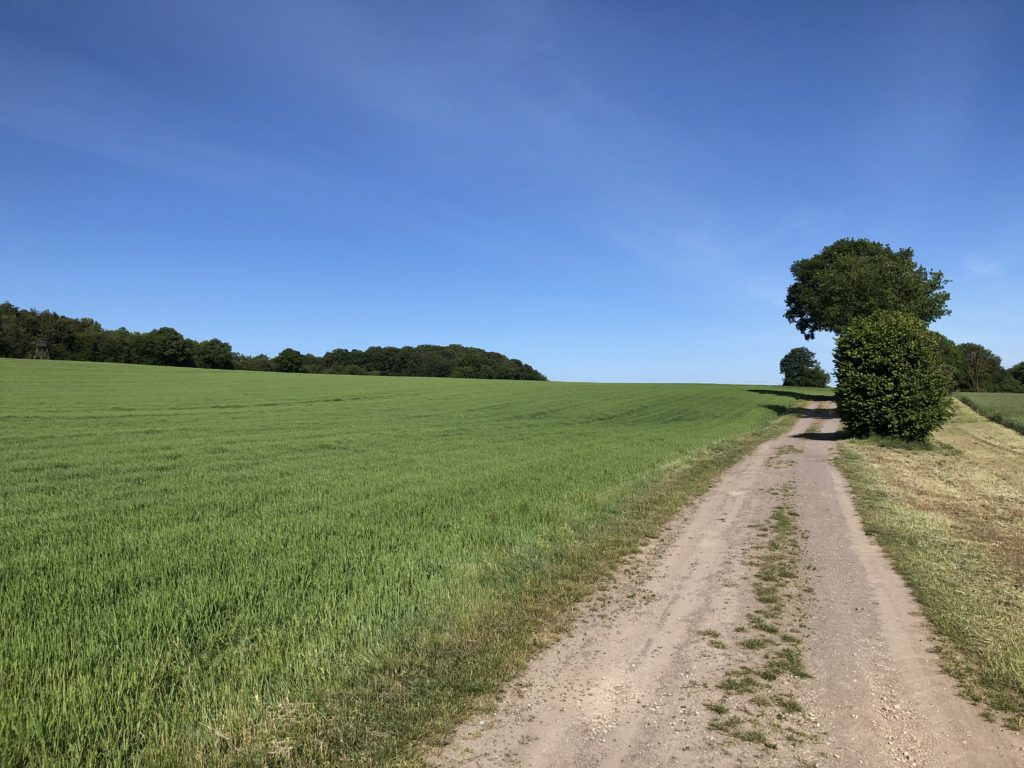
[
  {"left": 136, "top": 327, "right": 193, "bottom": 367},
  {"left": 272, "top": 347, "right": 304, "bottom": 373},
  {"left": 195, "top": 338, "right": 234, "bottom": 369},
  {"left": 834, "top": 310, "right": 953, "bottom": 441},
  {"left": 1010, "top": 362, "right": 1024, "bottom": 387},
  {"left": 785, "top": 238, "right": 950, "bottom": 339},
  {"left": 779, "top": 347, "right": 830, "bottom": 387},
  {"left": 957, "top": 342, "right": 1003, "bottom": 392}
]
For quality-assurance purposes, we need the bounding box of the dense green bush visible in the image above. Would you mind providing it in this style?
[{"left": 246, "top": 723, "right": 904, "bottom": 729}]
[{"left": 834, "top": 310, "right": 953, "bottom": 440}]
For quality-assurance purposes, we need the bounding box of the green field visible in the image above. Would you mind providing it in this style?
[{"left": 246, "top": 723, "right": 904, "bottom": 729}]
[
  {"left": 0, "top": 359, "right": 824, "bottom": 766},
  {"left": 957, "top": 392, "right": 1024, "bottom": 435}
]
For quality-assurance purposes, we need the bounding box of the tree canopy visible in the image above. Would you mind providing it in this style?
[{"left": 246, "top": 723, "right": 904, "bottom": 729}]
[
  {"left": 953, "top": 343, "right": 1023, "bottom": 392},
  {"left": 956, "top": 343, "right": 1002, "bottom": 392},
  {"left": 194, "top": 339, "right": 234, "bottom": 370},
  {"left": 779, "top": 347, "right": 830, "bottom": 387},
  {"left": 784, "top": 238, "right": 950, "bottom": 339},
  {"left": 0, "top": 302, "right": 547, "bottom": 381},
  {"left": 272, "top": 348, "right": 305, "bottom": 374}
]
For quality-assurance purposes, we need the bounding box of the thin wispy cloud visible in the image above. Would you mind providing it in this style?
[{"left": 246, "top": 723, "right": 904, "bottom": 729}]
[
  {"left": 1, "top": 1, "right": 1021, "bottom": 379},
  {"left": 0, "top": 39, "right": 303, "bottom": 193}
]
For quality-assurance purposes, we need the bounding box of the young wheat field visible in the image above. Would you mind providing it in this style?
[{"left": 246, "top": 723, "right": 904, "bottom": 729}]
[
  {"left": 957, "top": 392, "right": 1024, "bottom": 435},
  {"left": 0, "top": 359, "right": 824, "bottom": 766}
]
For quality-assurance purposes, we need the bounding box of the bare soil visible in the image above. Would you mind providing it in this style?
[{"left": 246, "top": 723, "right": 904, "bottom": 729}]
[{"left": 430, "top": 403, "right": 1024, "bottom": 767}]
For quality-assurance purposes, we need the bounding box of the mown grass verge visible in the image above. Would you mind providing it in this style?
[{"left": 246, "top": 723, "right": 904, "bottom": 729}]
[{"left": 836, "top": 406, "right": 1024, "bottom": 729}]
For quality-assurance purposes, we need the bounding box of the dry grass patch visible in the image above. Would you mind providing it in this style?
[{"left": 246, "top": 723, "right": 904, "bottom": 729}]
[
  {"left": 850, "top": 403, "right": 1024, "bottom": 572},
  {"left": 837, "top": 401, "right": 1024, "bottom": 728}
]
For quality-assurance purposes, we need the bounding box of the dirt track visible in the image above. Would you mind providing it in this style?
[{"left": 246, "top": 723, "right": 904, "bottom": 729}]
[{"left": 433, "top": 403, "right": 1024, "bottom": 767}]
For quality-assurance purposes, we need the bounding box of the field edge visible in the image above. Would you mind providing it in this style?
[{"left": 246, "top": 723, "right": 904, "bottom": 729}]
[{"left": 955, "top": 392, "right": 1024, "bottom": 436}]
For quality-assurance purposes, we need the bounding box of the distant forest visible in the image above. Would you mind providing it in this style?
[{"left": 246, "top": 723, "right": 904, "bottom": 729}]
[{"left": 0, "top": 303, "right": 547, "bottom": 380}]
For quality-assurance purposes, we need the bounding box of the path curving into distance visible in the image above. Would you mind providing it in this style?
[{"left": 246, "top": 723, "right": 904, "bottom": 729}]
[{"left": 432, "top": 402, "right": 1024, "bottom": 767}]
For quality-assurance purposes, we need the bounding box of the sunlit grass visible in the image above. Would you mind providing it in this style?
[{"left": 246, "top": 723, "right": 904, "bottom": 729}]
[
  {"left": 957, "top": 391, "right": 1024, "bottom": 435},
  {"left": 0, "top": 359, "right": 821, "bottom": 765},
  {"left": 837, "top": 402, "right": 1024, "bottom": 729}
]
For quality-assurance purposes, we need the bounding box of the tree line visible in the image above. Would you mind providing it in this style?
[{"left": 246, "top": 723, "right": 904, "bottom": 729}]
[{"left": 0, "top": 302, "right": 547, "bottom": 381}]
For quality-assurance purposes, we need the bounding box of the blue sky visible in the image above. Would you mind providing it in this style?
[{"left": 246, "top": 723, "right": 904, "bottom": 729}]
[{"left": 2, "top": 1, "right": 1021, "bottom": 382}]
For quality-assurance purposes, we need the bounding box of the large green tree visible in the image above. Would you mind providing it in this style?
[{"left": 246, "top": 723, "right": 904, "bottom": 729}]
[
  {"left": 785, "top": 238, "right": 950, "bottom": 339},
  {"left": 779, "top": 347, "right": 830, "bottom": 387},
  {"left": 834, "top": 310, "right": 953, "bottom": 440}
]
